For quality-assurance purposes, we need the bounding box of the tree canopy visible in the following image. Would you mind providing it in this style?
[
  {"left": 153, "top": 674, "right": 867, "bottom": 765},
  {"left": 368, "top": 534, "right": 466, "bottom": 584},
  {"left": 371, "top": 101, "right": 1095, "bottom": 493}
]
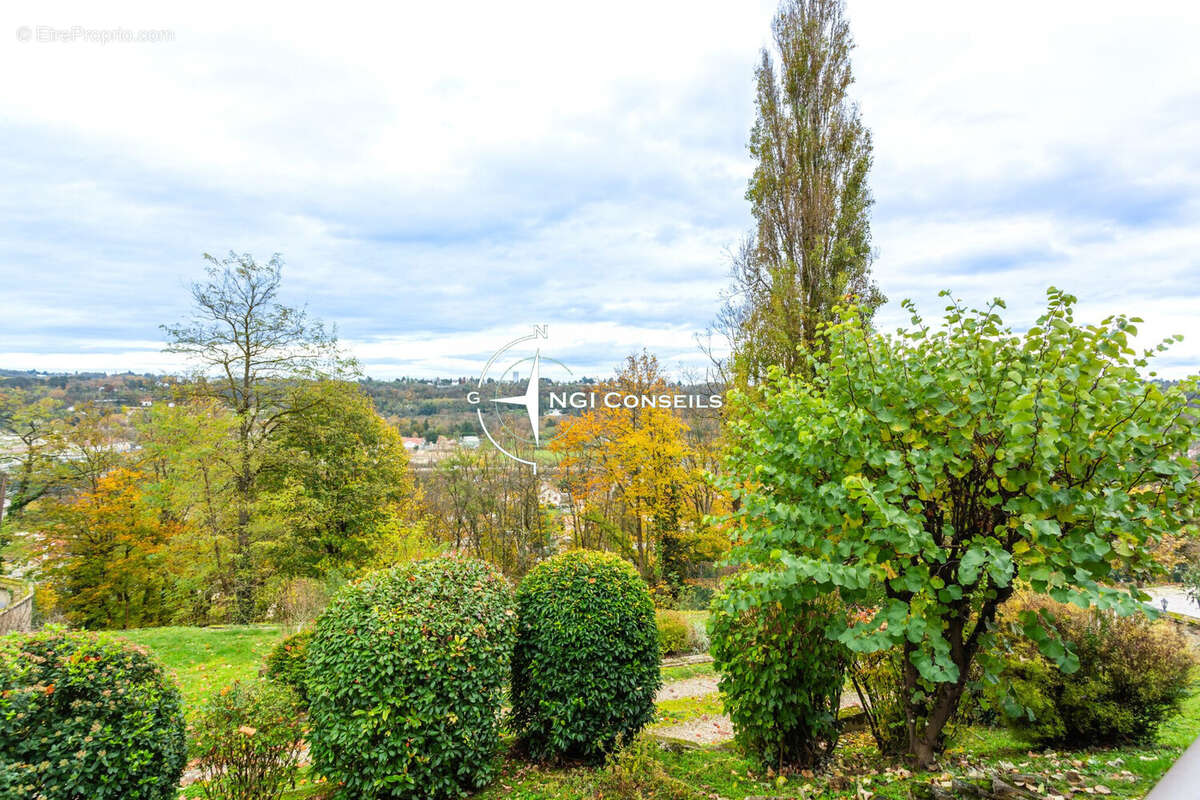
[
  {"left": 162, "top": 252, "right": 355, "bottom": 621},
  {"left": 719, "top": 288, "right": 1199, "bottom": 765}
]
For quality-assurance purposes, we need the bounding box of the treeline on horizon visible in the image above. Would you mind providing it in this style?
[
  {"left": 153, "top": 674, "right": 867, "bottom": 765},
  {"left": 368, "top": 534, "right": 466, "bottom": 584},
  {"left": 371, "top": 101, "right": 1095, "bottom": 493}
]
[{"left": 0, "top": 368, "right": 725, "bottom": 443}]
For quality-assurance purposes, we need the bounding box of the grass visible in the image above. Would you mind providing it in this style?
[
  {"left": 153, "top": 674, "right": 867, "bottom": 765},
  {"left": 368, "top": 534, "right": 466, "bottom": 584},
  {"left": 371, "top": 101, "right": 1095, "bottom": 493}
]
[
  {"left": 661, "top": 661, "right": 715, "bottom": 682},
  {"left": 653, "top": 693, "right": 724, "bottom": 726},
  {"left": 116, "top": 624, "right": 1200, "bottom": 799},
  {"left": 115, "top": 624, "right": 287, "bottom": 714}
]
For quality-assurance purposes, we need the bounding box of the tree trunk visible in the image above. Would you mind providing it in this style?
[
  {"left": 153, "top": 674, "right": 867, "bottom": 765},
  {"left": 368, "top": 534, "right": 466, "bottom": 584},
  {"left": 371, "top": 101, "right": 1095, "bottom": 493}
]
[
  {"left": 904, "top": 592, "right": 1009, "bottom": 768},
  {"left": 909, "top": 680, "right": 967, "bottom": 768},
  {"left": 233, "top": 434, "right": 255, "bottom": 623}
]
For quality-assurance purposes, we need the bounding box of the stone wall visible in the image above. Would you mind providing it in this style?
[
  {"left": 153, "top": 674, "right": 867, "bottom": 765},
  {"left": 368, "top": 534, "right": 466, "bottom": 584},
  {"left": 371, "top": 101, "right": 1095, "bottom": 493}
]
[{"left": 0, "top": 579, "right": 33, "bottom": 634}]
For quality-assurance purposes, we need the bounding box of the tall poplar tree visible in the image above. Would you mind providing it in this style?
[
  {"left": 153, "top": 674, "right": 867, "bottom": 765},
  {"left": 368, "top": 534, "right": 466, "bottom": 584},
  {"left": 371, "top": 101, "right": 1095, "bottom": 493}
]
[{"left": 716, "top": 0, "right": 883, "bottom": 382}]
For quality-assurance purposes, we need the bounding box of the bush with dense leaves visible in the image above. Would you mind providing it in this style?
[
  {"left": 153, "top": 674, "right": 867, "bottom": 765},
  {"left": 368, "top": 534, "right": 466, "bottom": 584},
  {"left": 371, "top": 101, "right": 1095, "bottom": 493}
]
[
  {"left": 656, "top": 610, "right": 691, "bottom": 656},
  {"left": 512, "top": 550, "right": 661, "bottom": 762},
  {"left": 263, "top": 629, "right": 313, "bottom": 704},
  {"left": 987, "top": 596, "right": 1194, "bottom": 746},
  {"left": 193, "top": 679, "right": 305, "bottom": 800},
  {"left": 305, "top": 556, "right": 515, "bottom": 799},
  {"left": 709, "top": 579, "right": 846, "bottom": 769},
  {"left": 0, "top": 627, "right": 187, "bottom": 800}
]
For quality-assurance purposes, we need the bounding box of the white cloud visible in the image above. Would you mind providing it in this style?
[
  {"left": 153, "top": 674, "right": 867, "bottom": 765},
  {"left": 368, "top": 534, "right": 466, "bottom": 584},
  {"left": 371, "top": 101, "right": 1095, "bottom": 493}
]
[{"left": 0, "top": 0, "right": 1197, "bottom": 379}]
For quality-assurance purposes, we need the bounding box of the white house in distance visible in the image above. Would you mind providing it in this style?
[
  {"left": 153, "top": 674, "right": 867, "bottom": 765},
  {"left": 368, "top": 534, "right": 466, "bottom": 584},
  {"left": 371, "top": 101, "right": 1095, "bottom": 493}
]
[{"left": 401, "top": 437, "right": 425, "bottom": 452}]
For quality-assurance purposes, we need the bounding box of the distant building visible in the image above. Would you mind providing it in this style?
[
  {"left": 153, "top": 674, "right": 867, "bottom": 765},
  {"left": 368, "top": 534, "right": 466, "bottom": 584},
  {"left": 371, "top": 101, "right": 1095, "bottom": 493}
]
[
  {"left": 401, "top": 437, "right": 425, "bottom": 451},
  {"left": 461, "top": 435, "right": 480, "bottom": 449},
  {"left": 140, "top": 398, "right": 153, "bottom": 407},
  {"left": 539, "top": 484, "right": 566, "bottom": 508}
]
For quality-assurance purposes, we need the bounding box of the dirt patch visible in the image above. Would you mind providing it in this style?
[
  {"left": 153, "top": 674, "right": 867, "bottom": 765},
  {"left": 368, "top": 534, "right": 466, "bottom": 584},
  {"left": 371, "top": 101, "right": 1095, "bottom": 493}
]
[
  {"left": 653, "top": 713, "right": 734, "bottom": 746},
  {"left": 656, "top": 675, "right": 719, "bottom": 702}
]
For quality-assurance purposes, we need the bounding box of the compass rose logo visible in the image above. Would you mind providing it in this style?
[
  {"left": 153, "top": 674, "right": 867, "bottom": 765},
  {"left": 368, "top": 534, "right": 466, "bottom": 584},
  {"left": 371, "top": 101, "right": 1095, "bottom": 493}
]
[
  {"left": 467, "top": 326, "right": 723, "bottom": 469},
  {"left": 467, "top": 325, "right": 572, "bottom": 472}
]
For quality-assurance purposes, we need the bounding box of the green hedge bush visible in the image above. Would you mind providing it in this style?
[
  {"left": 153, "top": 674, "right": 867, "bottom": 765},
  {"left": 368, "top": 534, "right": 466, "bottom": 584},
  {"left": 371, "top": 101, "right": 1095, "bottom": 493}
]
[
  {"left": 193, "top": 679, "right": 305, "bottom": 800},
  {"left": 709, "top": 581, "right": 846, "bottom": 769},
  {"left": 305, "top": 556, "right": 516, "bottom": 799},
  {"left": 987, "top": 596, "right": 1194, "bottom": 746},
  {"left": 0, "top": 627, "right": 187, "bottom": 800},
  {"left": 263, "top": 629, "right": 313, "bottom": 705},
  {"left": 512, "top": 550, "right": 661, "bottom": 762}
]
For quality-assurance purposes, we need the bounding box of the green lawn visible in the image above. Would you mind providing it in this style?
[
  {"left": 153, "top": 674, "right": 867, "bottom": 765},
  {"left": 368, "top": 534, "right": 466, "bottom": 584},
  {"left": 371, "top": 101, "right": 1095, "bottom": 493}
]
[
  {"left": 661, "top": 661, "right": 715, "bottom": 682},
  {"left": 115, "top": 624, "right": 286, "bottom": 714},
  {"left": 118, "top": 624, "right": 1200, "bottom": 799}
]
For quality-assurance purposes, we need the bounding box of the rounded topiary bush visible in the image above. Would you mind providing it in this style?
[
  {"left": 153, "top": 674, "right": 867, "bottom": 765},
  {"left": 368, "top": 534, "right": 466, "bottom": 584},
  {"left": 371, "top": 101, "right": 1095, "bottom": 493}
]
[
  {"left": 305, "top": 556, "right": 516, "bottom": 800},
  {"left": 0, "top": 627, "right": 187, "bottom": 800},
  {"left": 512, "top": 550, "right": 661, "bottom": 762}
]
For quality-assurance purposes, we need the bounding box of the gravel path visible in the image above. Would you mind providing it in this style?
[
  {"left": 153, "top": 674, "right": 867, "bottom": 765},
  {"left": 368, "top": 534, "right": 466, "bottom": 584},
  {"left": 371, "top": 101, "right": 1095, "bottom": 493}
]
[
  {"left": 651, "top": 676, "right": 862, "bottom": 746},
  {"left": 657, "top": 674, "right": 719, "bottom": 701}
]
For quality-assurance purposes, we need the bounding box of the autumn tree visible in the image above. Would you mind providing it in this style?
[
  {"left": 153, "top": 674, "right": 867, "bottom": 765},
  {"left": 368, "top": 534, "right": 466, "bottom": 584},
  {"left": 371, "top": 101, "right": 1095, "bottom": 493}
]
[
  {"left": 39, "top": 468, "right": 179, "bottom": 629},
  {"left": 713, "top": 0, "right": 883, "bottom": 382},
  {"left": 551, "top": 352, "right": 721, "bottom": 587},
  {"left": 719, "top": 289, "right": 1199, "bottom": 766},
  {"left": 163, "top": 252, "right": 353, "bottom": 622}
]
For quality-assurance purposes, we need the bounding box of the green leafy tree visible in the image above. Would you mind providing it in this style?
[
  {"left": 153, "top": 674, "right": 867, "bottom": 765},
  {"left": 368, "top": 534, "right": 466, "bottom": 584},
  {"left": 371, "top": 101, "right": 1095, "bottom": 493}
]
[
  {"left": 259, "top": 380, "right": 418, "bottom": 578},
  {"left": 713, "top": 0, "right": 883, "bottom": 382},
  {"left": 719, "top": 288, "right": 1199, "bottom": 766},
  {"left": 163, "top": 252, "right": 354, "bottom": 622},
  {"left": 0, "top": 391, "right": 65, "bottom": 518},
  {"left": 135, "top": 399, "right": 239, "bottom": 624}
]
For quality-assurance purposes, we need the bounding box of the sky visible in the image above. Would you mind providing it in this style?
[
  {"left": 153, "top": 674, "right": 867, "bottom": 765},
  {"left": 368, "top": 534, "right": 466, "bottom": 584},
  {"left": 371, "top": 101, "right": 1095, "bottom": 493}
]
[{"left": 1, "top": 1, "right": 1198, "bottom": 380}]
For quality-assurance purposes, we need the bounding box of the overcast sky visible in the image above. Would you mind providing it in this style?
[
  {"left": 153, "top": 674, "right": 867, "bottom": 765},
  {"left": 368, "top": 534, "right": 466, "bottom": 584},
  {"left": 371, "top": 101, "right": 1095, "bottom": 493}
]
[{"left": 1, "top": 1, "right": 1198, "bottom": 379}]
